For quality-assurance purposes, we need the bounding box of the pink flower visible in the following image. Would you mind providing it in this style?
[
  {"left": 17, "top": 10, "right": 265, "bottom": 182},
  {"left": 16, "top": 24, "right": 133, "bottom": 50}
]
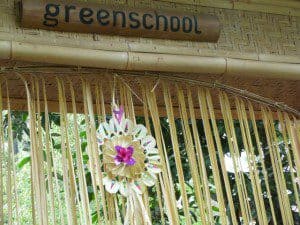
[{"left": 114, "top": 145, "right": 136, "bottom": 166}]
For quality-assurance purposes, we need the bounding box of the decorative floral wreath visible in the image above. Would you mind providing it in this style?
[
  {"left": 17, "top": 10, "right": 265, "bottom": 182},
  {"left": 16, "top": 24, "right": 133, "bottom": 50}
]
[{"left": 97, "top": 106, "right": 161, "bottom": 197}]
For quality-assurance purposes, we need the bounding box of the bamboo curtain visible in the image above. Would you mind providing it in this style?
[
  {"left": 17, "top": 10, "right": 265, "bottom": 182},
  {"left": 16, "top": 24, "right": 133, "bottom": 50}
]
[{"left": 0, "top": 74, "right": 299, "bottom": 225}]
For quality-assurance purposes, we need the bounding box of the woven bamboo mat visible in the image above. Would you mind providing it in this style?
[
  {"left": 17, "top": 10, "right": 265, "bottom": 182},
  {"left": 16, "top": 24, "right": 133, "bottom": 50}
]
[{"left": 0, "top": 0, "right": 299, "bottom": 59}]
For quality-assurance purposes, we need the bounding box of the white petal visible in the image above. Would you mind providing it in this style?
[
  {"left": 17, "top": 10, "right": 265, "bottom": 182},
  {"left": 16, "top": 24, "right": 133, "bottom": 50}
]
[
  {"left": 141, "top": 173, "right": 157, "bottom": 187},
  {"left": 146, "top": 163, "right": 161, "bottom": 174},
  {"left": 119, "top": 180, "right": 129, "bottom": 197},
  {"left": 103, "top": 177, "right": 120, "bottom": 194},
  {"left": 97, "top": 137, "right": 104, "bottom": 146},
  {"left": 109, "top": 118, "right": 121, "bottom": 135},
  {"left": 98, "top": 122, "right": 111, "bottom": 139},
  {"left": 141, "top": 136, "right": 156, "bottom": 149},
  {"left": 130, "top": 181, "right": 144, "bottom": 195},
  {"left": 146, "top": 148, "right": 158, "bottom": 155},
  {"left": 132, "top": 125, "right": 147, "bottom": 140},
  {"left": 148, "top": 155, "right": 160, "bottom": 161},
  {"left": 122, "top": 119, "right": 134, "bottom": 135}
]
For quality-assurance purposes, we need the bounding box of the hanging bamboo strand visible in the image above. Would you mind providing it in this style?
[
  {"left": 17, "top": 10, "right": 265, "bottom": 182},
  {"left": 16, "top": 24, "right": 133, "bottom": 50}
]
[
  {"left": 1, "top": 73, "right": 299, "bottom": 225},
  {"left": 21, "top": 75, "right": 48, "bottom": 225},
  {"left": 219, "top": 91, "right": 252, "bottom": 224},
  {"left": 235, "top": 98, "right": 268, "bottom": 225},
  {"left": 197, "top": 88, "right": 228, "bottom": 224},
  {"left": 42, "top": 79, "right": 57, "bottom": 224},
  {"left": 267, "top": 109, "right": 294, "bottom": 224},
  {"left": 261, "top": 107, "right": 293, "bottom": 225},
  {"left": 248, "top": 101, "right": 278, "bottom": 224},
  {"left": 141, "top": 87, "right": 165, "bottom": 225},
  {"left": 187, "top": 88, "right": 213, "bottom": 225},
  {"left": 57, "top": 78, "right": 78, "bottom": 225},
  {"left": 163, "top": 83, "right": 192, "bottom": 225},
  {"left": 5, "top": 79, "right": 14, "bottom": 225},
  {"left": 81, "top": 79, "right": 105, "bottom": 224},
  {"left": 278, "top": 111, "right": 300, "bottom": 215},
  {"left": 34, "top": 77, "right": 49, "bottom": 225},
  {"left": 205, "top": 89, "right": 239, "bottom": 225},
  {"left": 18, "top": 75, "right": 36, "bottom": 225},
  {"left": 285, "top": 113, "right": 300, "bottom": 187},
  {"left": 70, "top": 81, "right": 93, "bottom": 225},
  {"left": 144, "top": 82, "right": 180, "bottom": 225},
  {"left": 0, "top": 78, "right": 3, "bottom": 225}
]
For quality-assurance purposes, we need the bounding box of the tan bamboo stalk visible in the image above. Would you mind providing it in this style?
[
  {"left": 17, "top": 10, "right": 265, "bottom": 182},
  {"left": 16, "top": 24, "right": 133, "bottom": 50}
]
[
  {"left": 23, "top": 76, "right": 49, "bottom": 225},
  {"left": 248, "top": 101, "right": 278, "bottom": 224},
  {"left": 144, "top": 83, "right": 180, "bottom": 225},
  {"left": 47, "top": 115, "right": 65, "bottom": 225},
  {"left": 93, "top": 82, "right": 111, "bottom": 223},
  {"left": 34, "top": 78, "right": 50, "bottom": 225},
  {"left": 284, "top": 114, "right": 300, "bottom": 182},
  {"left": 95, "top": 84, "right": 103, "bottom": 123},
  {"left": 0, "top": 79, "right": 3, "bottom": 225},
  {"left": 141, "top": 87, "right": 166, "bottom": 225},
  {"left": 163, "top": 83, "right": 192, "bottom": 225},
  {"left": 70, "top": 81, "right": 93, "bottom": 225},
  {"left": 187, "top": 88, "right": 214, "bottom": 225},
  {"left": 235, "top": 98, "right": 268, "bottom": 225},
  {"left": 261, "top": 107, "right": 293, "bottom": 225},
  {"left": 86, "top": 80, "right": 110, "bottom": 223},
  {"left": 277, "top": 111, "right": 300, "bottom": 214},
  {"left": 42, "top": 79, "right": 57, "bottom": 224},
  {"left": 18, "top": 75, "right": 37, "bottom": 225},
  {"left": 205, "top": 89, "right": 239, "bottom": 225},
  {"left": 5, "top": 80, "right": 13, "bottom": 225},
  {"left": 178, "top": 87, "right": 217, "bottom": 223},
  {"left": 219, "top": 91, "right": 252, "bottom": 224},
  {"left": 7, "top": 80, "right": 20, "bottom": 224},
  {"left": 57, "top": 78, "right": 78, "bottom": 225},
  {"left": 197, "top": 88, "right": 227, "bottom": 224},
  {"left": 81, "top": 80, "right": 106, "bottom": 224},
  {"left": 62, "top": 78, "right": 83, "bottom": 225},
  {"left": 266, "top": 109, "right": 294, "bottom": 224},
  {"left": 1, "top": 41, "right": 300, "bottom": 80}
]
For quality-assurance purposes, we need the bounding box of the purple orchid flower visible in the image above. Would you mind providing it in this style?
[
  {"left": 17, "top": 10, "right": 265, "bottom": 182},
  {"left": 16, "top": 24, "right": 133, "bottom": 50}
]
[
  {"left": 113, "top": 106, "right": 124, "bottom": 124},
  {"left": 114, "top": 145, "right": 136, "bottom": 166}
]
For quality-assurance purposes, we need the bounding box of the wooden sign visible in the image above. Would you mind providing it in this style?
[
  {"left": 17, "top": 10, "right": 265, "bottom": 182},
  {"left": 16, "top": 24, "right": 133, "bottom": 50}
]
[{"left": 20, "top": 0, "right": 221, "bottom": 42}]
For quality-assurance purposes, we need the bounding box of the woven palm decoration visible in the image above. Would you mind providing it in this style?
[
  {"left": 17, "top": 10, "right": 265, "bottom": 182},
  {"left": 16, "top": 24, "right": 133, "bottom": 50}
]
[{"left": 0, "top": 73, "right": 299, "bottom": 225}]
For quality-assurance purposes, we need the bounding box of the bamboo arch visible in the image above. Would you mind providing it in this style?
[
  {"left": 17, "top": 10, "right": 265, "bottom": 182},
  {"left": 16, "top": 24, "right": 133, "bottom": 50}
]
[{"left": 0, "top": 72, "right": 299, "bottom": 225}]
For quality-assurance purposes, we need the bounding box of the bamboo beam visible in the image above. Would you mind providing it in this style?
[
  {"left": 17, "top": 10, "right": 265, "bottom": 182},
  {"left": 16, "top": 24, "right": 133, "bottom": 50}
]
[
  {"left": 0, "top": 41, "right": 300, "bottom": 80},
  {"left": 226, "top": 58, "right": 300, "bottom": 80}
]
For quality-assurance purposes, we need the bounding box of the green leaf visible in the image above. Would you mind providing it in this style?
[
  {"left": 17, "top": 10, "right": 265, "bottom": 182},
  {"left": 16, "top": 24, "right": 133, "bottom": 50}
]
[
  {"left": 80, "top": 131, "right": 86, "bottom": 138},
  {"left": 53, "top": 143, "right": 61, "bottom": 149},
  {"left": 18, "top": 156, "right": 31, "bottom": 169},
  {"left": 22, "top": 113, "right": 28, "bottom": 122}
]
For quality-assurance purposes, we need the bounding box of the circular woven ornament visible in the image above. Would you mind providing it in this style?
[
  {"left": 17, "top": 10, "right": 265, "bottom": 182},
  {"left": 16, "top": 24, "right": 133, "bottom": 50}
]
[{"left": 97, "top": 106, "right": 161, "bottom": 197}]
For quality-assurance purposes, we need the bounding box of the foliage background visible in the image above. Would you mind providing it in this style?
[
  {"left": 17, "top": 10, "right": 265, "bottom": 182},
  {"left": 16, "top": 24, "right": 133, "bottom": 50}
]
[{"left": 1, "top": 111, "right": 299, "bottom": 224}]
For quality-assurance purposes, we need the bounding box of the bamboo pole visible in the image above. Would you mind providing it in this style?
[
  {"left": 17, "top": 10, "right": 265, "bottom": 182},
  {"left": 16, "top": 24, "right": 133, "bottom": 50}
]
[
  {"left": 0, "top": 41, "right": 11, "bottom": 60},
  {"left": 0, "top": 41, "right": 300, "bottom": 80}
]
